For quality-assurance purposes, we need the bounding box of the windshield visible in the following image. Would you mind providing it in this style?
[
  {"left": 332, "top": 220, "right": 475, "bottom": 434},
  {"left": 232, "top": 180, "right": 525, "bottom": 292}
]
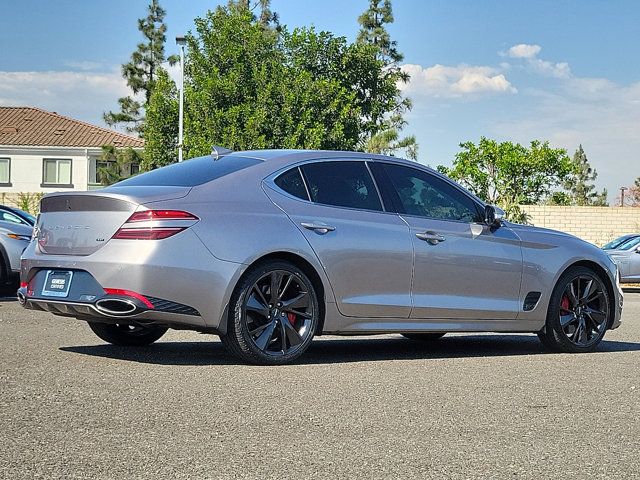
[{"left": 602, "top": 235, "right": 637, "bottom": 250}]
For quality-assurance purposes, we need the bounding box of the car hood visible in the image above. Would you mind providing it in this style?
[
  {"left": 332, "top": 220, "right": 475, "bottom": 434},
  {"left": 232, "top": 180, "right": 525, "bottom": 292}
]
[{"left": 506, "top": 222, "right": 579, "bottom": 242}]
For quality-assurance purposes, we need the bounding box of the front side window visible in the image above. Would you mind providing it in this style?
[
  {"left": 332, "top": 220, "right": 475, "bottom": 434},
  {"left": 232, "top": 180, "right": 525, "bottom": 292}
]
[
  {"left": 300, "top": 161, "right": 383, "bottom": 211},
  {"left": 0, "top": 158, "right": 10, "bottom": 184},
  {"left": 43, "top": 158, "right": 72, "bottom": 186},
  {"left": 383, "top": 163, "right": 481, "bottom": 223}
]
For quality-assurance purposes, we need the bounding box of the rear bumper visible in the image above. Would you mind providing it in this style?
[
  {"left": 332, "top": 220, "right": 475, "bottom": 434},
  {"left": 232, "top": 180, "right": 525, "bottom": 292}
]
[
  {"left": 20, "top": 230, "right": 245, "bottom": 331},
  {"left": 19, "top": 294, "right": 204, "bottom": 328}
]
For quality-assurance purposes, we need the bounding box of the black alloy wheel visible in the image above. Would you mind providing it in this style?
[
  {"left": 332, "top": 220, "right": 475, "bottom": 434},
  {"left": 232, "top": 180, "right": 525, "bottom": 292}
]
[
  {"left": 538, "top": 266, "right": 611, "bottom": 353},
  {"left": 223, "top": 260, "right": 319, "bottom": 365}
]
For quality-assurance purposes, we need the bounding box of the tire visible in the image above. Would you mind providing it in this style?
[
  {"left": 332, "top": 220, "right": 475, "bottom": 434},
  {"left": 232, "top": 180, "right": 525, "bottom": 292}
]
[
  {"left": 87, "top": 322, "right": 168, "bottom": 346},
  {"left": 0, "top": 253, "right": 7, "bottom": 286},
  {"left": 401, "top": 333, "right": 446, "bottom": 341},
  {"left": 221, "top": 260, "right": 319, "bottom": 365},
  {"left": 538, "top": 266, "right": 611, "bottom": 353}
]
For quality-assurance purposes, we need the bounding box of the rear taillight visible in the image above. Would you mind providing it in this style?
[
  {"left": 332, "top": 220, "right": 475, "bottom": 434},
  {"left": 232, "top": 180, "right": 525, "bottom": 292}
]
[
  {"left": 112, "top": 209, "right": 199, "bottom": 240},
  {"left": 127, "top": 210, "right": 199, "bottom": 222}
]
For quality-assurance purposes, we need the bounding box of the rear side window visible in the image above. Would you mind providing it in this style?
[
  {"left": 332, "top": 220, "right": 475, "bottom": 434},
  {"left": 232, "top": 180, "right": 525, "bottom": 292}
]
[
  {"left": 300, "top": 161, "right": 383, "bottom": 211},
  {"left": 274, "top": 168, "right": 309, "bottom": 200},
  {"left": 111, "top": 155, "right": 262, "bottom": 187}
]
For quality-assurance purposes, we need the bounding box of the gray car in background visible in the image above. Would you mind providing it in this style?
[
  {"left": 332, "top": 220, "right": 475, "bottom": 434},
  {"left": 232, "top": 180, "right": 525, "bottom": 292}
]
[
  {"left": 18, "top": 150, "right": 623, "bottom": 364},
  {"left": 0, "top": 220, "right": 32, "bottom": 285},
  {"left": 606, "top": 236, "right": 640, "bottom": 283}
]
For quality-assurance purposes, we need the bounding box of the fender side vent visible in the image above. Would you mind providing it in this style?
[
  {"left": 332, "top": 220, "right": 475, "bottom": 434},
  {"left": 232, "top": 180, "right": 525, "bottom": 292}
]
[{"left": 523, "top": 292, "right": 542, "bottom": 311}]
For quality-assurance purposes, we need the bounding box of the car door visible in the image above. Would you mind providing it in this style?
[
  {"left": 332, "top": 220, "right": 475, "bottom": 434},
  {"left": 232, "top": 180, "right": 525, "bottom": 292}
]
[
  {"left": 374, "top": 162, "right": 523, "bottom": 320},
  {"left": 264, "top": 159, "right": 413, "bottom": 318}
]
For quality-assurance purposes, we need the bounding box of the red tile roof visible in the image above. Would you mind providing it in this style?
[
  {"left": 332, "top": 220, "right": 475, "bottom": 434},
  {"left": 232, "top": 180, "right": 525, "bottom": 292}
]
[{"left": 0, "top": 107, "right": 144, "bottom": 148}]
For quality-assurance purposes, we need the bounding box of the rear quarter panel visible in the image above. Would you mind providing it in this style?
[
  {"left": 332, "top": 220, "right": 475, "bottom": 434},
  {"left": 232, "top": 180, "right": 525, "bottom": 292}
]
[{"left": 144, "top": 170, "right": 340, "bottom": 331}]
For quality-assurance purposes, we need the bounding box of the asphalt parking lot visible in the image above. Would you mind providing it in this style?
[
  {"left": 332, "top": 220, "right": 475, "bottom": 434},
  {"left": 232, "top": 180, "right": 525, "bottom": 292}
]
[{"left": 1, "top": 291, "right": 639, "bottom": 480}]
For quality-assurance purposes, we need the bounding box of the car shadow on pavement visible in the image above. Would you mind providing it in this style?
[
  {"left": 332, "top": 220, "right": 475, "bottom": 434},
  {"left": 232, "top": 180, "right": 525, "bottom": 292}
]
[{"left": 60, "top": 334, "right": 640, "bottom": 366}]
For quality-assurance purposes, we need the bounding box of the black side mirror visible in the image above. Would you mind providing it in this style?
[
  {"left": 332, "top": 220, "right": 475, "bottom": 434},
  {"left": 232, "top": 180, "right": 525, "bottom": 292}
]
[{"left": 484, "top": 205, "right": 504, "bottom": 228}]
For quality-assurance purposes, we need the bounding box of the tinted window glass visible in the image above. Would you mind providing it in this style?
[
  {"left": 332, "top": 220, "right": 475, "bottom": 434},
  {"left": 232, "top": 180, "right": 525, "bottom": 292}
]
[
  {"left": 301, "top": 161, "right": 383, "bottom": 211},
  {"left": 0, "top": 211, "right": 25, "bottom": 224},
  {"left": 603, "top": 235, "right": 636, "bottom": 250},
  {"left": 275, "top": 168, "right": 309, "bottom": 200},
  {"left": 383, "top": 164, "right": 481, "bottom": 222},
  {"left": 112, "top": 155, "right": 262, "bottom": 187},
  {"left": 619, "top": 236, "right": 640, "bottom": 251}
]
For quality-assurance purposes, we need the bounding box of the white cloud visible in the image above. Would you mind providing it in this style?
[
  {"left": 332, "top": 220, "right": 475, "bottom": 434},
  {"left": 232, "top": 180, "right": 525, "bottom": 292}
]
[
  {"left": 505, "top": 43, "right": 541, "bottom": 59},
  {"left": 529, "top": 58, "right": 571, "bottom": 79},
  {"left": 491, "top": 77, "right": 640, "bottom": 201},
  {"left": 502, "top": 43, "right": 572, "bottom": 78},
  {"left": 401, "top": 64, "right": 517, "bottom": 98},
  {"left": 0, "top": 69, "right": 129, "bottom": 127}
]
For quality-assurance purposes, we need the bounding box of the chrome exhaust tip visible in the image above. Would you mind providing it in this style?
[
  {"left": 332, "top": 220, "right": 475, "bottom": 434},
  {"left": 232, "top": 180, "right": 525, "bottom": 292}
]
[
  {"left": 17, "top": 290, "right": 26, "bottom": 306},
  {"left": 95, "top": 298, "right": 138, "bottom": 316}
]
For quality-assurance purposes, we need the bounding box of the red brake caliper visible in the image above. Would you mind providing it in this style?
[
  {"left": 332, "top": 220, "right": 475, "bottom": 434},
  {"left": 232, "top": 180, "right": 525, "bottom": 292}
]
[
  {"left": 561, "top": 295, "right": 570, "bottom": 312},
  {"left": 287, "top": 312, "right": 296, "bottom": 326}
]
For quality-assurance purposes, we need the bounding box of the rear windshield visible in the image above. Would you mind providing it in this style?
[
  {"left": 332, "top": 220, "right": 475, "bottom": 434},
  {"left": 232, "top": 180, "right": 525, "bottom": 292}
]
[{"left": 111, "top": 155, "right": 262, "bottom": 187}]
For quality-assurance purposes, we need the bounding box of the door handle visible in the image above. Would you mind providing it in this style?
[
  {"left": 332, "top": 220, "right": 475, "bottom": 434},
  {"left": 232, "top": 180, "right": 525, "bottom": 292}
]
[
  {"left": 301, "top": 222, "right": 336, "bottom": 235},
  {"left": 416, "top": 231, "right": 446, "bottom": 245}
]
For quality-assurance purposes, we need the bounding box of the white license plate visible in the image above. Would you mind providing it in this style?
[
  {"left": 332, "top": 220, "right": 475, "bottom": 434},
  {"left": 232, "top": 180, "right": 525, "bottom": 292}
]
[{"left": 41, "top": 270, "right": 73, "bottom": 298}]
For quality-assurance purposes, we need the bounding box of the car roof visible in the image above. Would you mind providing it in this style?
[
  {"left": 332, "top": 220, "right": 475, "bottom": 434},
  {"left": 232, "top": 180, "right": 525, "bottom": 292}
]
[{"left": 227, "top": 149, "right": 434, "bottom": 171}]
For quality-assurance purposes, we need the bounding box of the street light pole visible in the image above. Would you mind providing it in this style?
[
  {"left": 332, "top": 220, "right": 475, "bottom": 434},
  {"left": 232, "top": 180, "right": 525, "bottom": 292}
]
[
  {"left": 620, "top": 186, "right": 628, "bottom": 207},
  {"left": 176, "top": 35, "right": 186, "bottom": 163}
]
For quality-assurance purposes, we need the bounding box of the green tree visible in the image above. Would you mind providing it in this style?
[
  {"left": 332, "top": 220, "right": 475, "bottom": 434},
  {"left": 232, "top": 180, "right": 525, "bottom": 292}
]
[
  {"left": 231, "top": 0, "right": 279, "bottom": 27},
  {"left": 181, "top": 5, "right": 384, "bottom": 156},
  {"left": 357, "top": 0, "right": 417, "bottom": 160},
  {"left": 439, "top": 137, "right": 575, "bottom": 223},
  {"left": 561, "top": 145, "right": 608, "bottom": 206},
  {"left": 97, "top": 146, "right": 143, "bottom": 186},
  {"left": 104, "top": 0, "right": 178, "bottom": 133},
  {"left": 142, "top": 68, "right": 179, "bottom": 170}
]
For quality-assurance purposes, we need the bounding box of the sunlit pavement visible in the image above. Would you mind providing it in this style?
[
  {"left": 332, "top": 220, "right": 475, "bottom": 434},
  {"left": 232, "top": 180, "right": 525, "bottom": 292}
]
[{"left": 1, "top": 292, "right": 638, "bottom": 479}]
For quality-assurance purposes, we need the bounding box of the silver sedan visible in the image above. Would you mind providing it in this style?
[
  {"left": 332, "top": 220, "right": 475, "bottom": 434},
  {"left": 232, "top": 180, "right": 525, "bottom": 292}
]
[
  {"left": 606, "top": 236, "right": 640, "bottom": 283},
  {"left": 18, "top": 150, "right": 623, "bottom": 364}
]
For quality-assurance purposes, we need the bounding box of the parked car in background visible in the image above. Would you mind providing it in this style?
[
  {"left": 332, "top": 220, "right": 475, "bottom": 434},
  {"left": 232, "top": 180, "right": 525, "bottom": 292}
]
[
  {"left": 0, "top": 220, "right": 32, "bottom": 285},
  {"left": 606, "top": 236, "right": 640, "bottom": 284},
  {"left": 602, "top": 234, "right": 640, "bottom": 251},
  {"left": 18, "top": 149, "right": 623, "bottom": 364},
  {"left": 0, "top": 205, "right": 36, "bottom": 227}
]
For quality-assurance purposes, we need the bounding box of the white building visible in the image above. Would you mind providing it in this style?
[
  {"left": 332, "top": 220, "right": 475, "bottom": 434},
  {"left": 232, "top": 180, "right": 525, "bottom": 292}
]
[{"left": 0, "top": 107, "right": 144, "bottom": 198}]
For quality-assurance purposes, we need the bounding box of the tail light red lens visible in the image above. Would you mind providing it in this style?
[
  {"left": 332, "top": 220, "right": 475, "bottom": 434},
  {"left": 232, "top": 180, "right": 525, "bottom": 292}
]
[
  {"left": 112, "top": 209, "right": 198, "bottom": 240},
  {"left": 112, "top": 228, "right": 186, "bottom": 240},
  {"left": 127, "top": 210, "right": 199, "bottom": 222}
]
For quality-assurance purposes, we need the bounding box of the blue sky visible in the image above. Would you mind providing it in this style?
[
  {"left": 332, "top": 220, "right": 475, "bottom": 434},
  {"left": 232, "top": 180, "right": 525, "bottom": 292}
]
[{"left": 1, "top": 0, "right": 639, "bottom": 201}]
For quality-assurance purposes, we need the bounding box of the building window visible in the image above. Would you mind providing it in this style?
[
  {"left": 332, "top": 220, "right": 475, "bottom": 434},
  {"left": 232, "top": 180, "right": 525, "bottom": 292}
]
[
  {"left": 42, "top": 158, "right": 72, "bottom": 187},
  {"left": 130, "top": 163, "right": 140, "bottom": 176},
  {"left": 0, "top": 158, "right": 10, "bottom": 185}
]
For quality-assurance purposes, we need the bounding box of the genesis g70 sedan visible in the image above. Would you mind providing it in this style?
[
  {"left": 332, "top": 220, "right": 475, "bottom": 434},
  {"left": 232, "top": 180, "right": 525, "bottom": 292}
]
[{"left": 18, "top": 149, "right": 623, "bottom": 364}]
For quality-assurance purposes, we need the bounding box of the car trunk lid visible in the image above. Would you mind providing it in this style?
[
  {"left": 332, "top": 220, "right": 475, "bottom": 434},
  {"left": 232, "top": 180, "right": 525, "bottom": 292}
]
[{"left": 36, "top": 187, "right": 191, "bottom": 256}]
